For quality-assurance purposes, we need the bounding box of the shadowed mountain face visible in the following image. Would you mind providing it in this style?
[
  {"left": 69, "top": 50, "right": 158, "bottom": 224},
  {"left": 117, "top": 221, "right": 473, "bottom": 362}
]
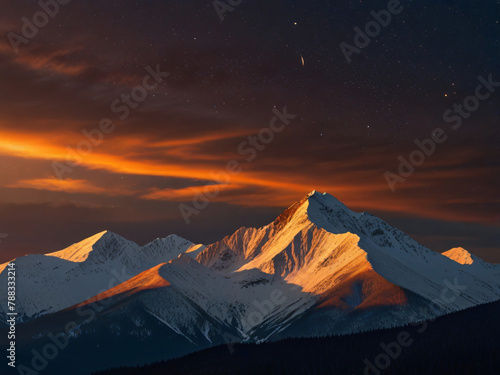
[
  {"left": 93, "top": 298, "right": 500, "bottom": 375},
  {"left": 1, "top": 192, "right": 499, "bottom": 374}
]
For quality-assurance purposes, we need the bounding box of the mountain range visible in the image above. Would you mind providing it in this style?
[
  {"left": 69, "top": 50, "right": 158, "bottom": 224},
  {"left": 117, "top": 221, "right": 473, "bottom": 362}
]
[{"left": 1, "top": 191, "right": 499, "bottom": 374}]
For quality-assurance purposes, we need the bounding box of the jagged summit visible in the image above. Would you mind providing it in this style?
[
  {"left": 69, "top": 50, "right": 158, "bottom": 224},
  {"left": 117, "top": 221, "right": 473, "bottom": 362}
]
[
  {"left": 306, "top": 191, "right": 354, "bottom": 220},
  {"left": 48, "top": 232, "right": 198, "bottom": 265},
  {"left": 278, "top": 191, "right": 383, "bottom": 242},
  {"left": 274, "top": 191, "right": 351, "bottom": 229},
  {"left": 302, "top": 190, "right": 350, "bottom": 208},
  {"left": 306, "top": 190, "right": 317, "bottom": 197},
  {"left": 196, "top": 191, "right": 425, "bottom": 276},
  {"left": 291, "top": 191, "right": 431, "bottom": 257},
  {"left": 142, "top": 234, "right": 192, "bottom": 252}
]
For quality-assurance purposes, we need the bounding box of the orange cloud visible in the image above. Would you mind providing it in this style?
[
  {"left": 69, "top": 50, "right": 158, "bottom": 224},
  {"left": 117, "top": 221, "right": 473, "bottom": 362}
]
[
  {"left": 0, "top": 42, "right": 88, "bottom": 76},
  {"left": 7, "top": 178, "right": 131, "bottom": 196},
  {"left": 0, "top": 128, "right": 314, "bottom": 193},
  {"left": 0, "top": 127, "right": 498, "bottom": 225},
  {"left": 141, "top": 184, "right": 244, "bottom": 201},
  {"left": 148, "top": 129, "right": 254, "bottom": 148}
]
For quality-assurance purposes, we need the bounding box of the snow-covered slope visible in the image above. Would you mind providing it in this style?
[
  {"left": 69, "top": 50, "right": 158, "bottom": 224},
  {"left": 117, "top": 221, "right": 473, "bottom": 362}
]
[
  {"left": 0, "top": 231, "right": 203, "bottom": 321},
  {"left": 71, "top": 253, "right": 316, "bottom": 344},
  {"left": 2, "top": 191, "right": 499, "bottom": 346},
  {"left": 196, "top": 191, "right": 500, "bottom": 330}
]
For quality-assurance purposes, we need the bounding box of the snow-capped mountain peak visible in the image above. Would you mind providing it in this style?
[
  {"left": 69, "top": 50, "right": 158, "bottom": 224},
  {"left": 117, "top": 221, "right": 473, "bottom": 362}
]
[
  {"left": 2, "top": 190, "right": 500, "bottom": 368},
  {"left": 443, "top": 247, "right": 477, "bottom": 265},
  {"left": 305, "top": 191, "right": 357, "bottom": 228},
  {"left": 0, "top": 230, "right": 205, "bottom": 320},
  {"left": 195, "top": 191, "right": 500, "bottom": 322},
  {"left": 47, "top": 230, "right": 129, "bottom": 263},
  {"left": 271, "top": 191, "right": 350, "bottom": 234}
]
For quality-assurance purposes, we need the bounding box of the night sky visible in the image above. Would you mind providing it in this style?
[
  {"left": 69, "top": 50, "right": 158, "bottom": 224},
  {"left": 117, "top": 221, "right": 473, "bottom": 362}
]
[{"left": 0, "top": 0, "right": 499, "bottom": 263}]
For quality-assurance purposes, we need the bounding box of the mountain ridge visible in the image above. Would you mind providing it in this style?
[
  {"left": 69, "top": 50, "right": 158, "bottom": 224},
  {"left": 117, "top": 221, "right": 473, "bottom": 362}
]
[{"left": 1, "top": 191, "right": 499, "bottom": 375}]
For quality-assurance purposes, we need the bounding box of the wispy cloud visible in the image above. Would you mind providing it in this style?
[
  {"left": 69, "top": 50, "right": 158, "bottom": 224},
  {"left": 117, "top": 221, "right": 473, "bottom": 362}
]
[{"left": 7, "top": 178, "right": 133, "bottom": 196}]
